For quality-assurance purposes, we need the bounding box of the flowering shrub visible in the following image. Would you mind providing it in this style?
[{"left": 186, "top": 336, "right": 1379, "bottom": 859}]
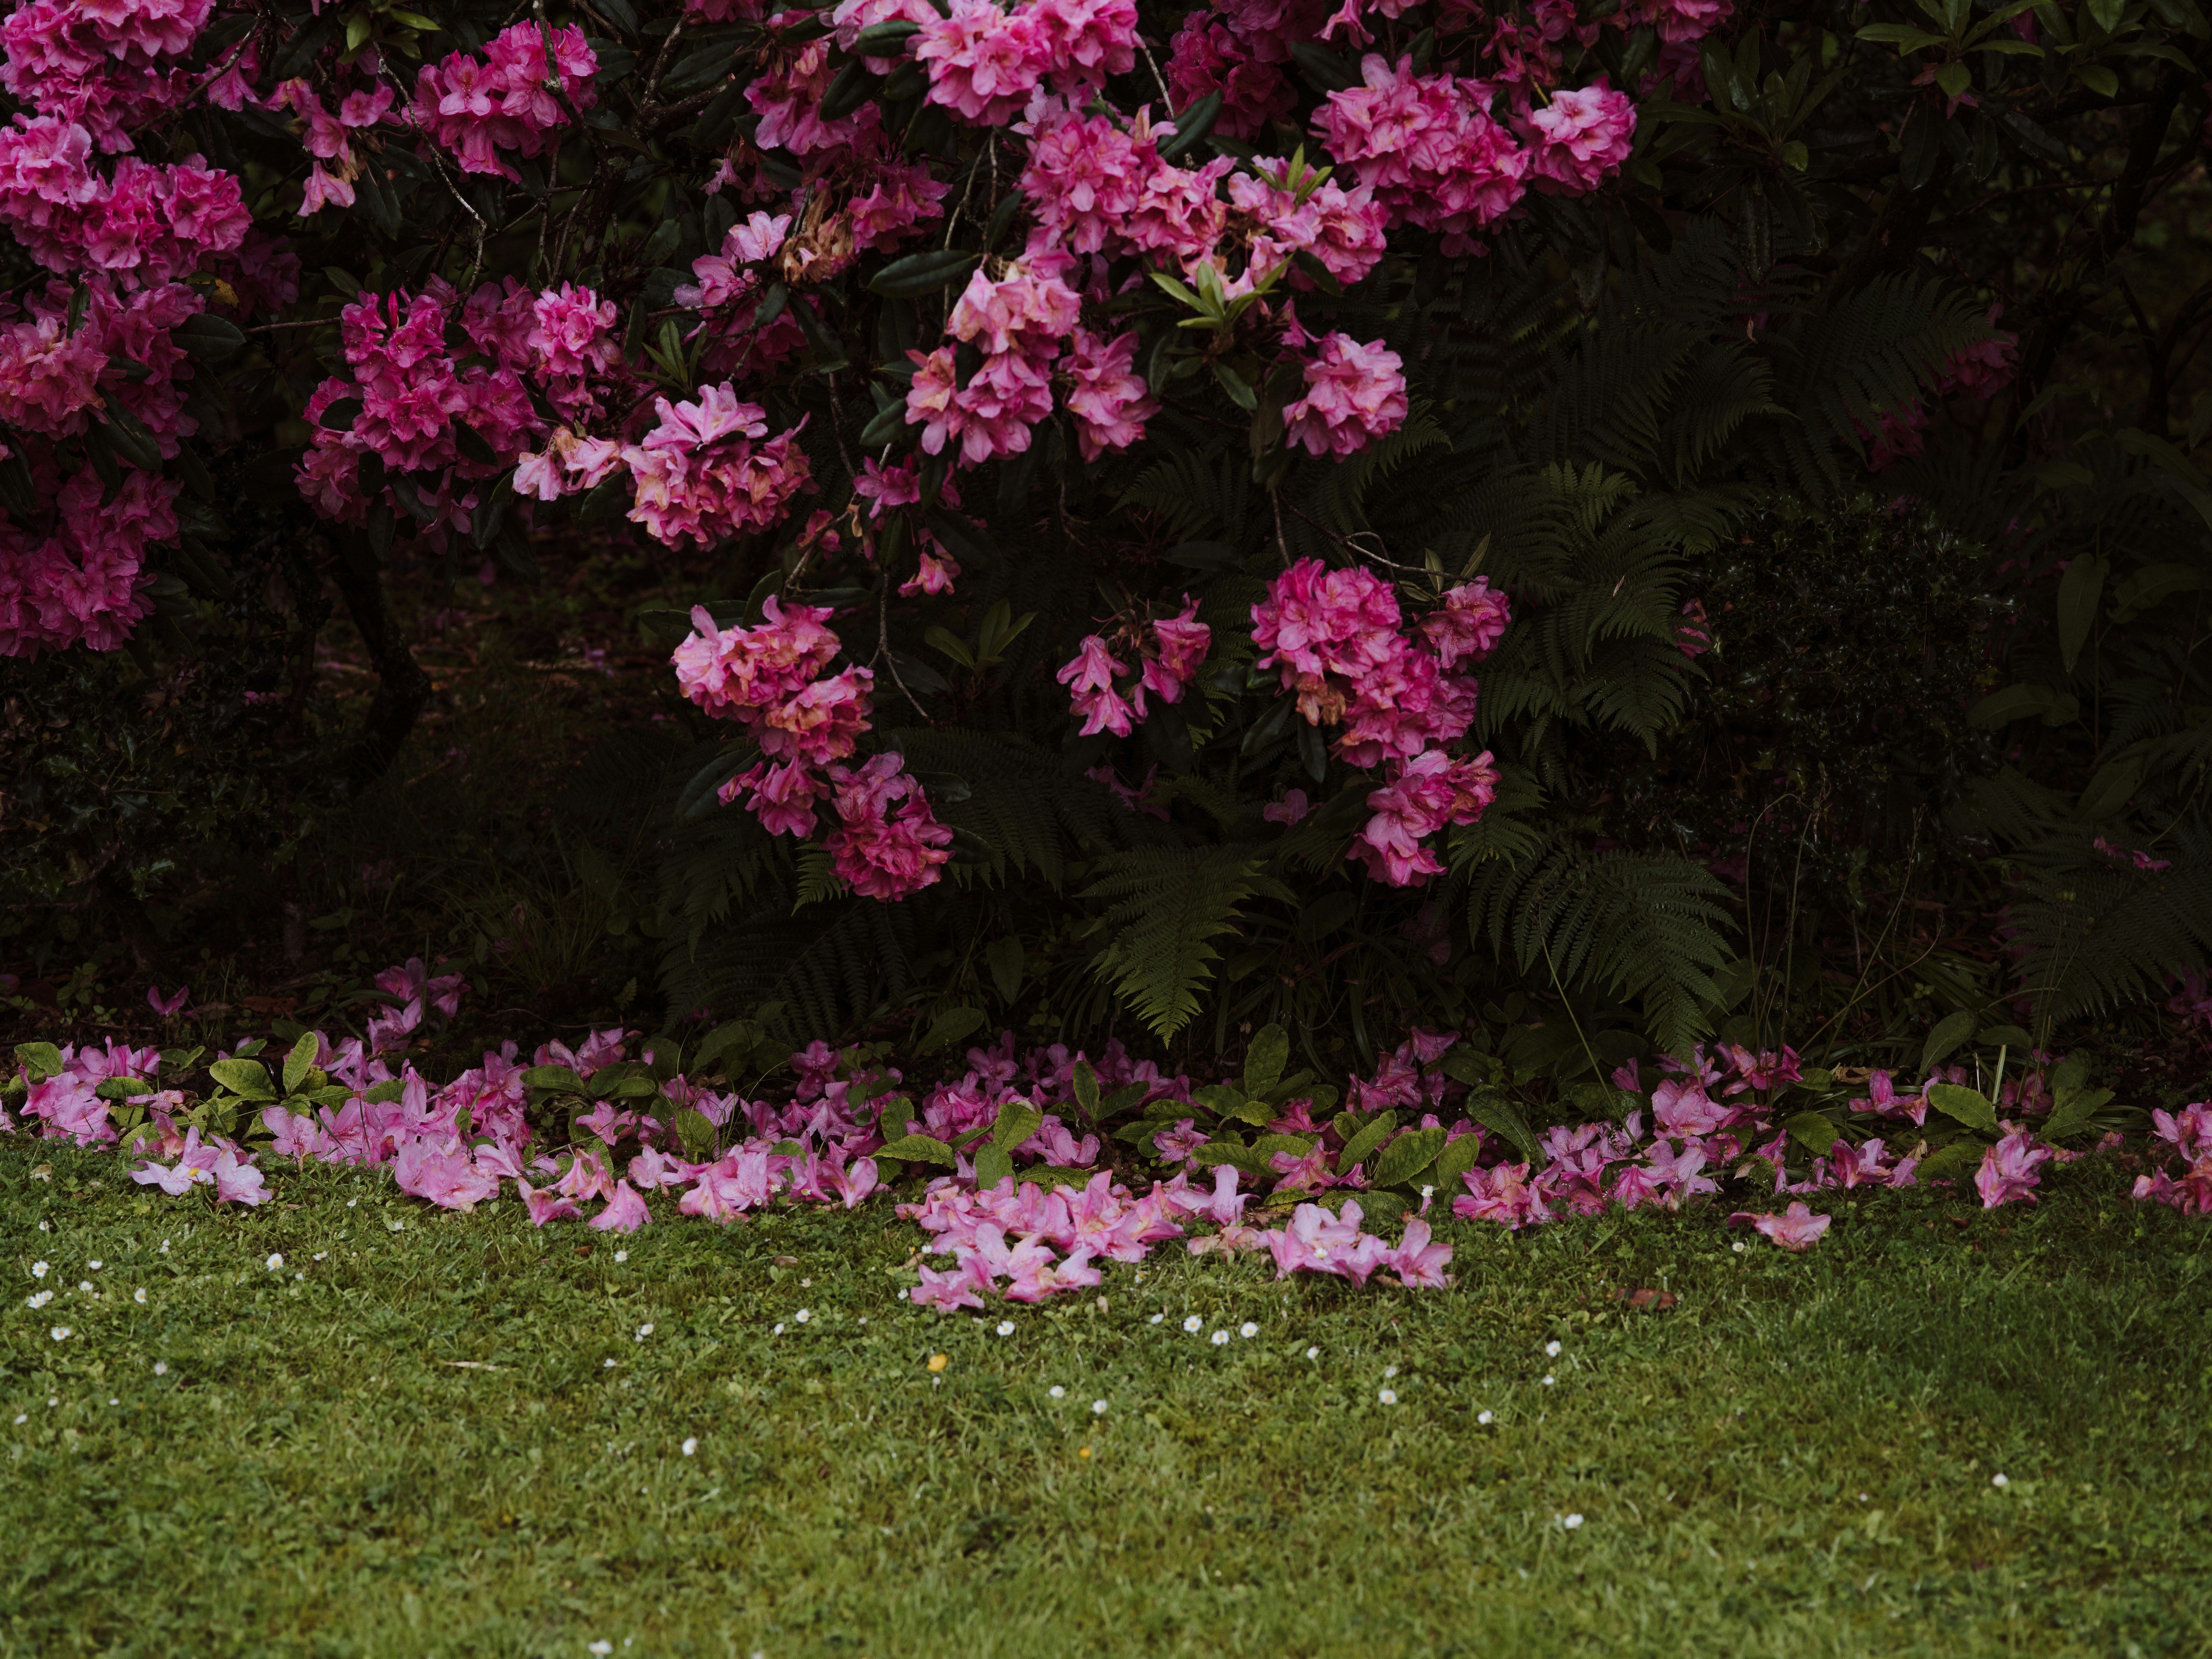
[{"left": 4, "top": 0, "right": 2209, "bottom": 1068}]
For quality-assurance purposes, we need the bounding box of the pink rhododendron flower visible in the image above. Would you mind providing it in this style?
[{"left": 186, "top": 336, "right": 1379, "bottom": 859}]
[
  {"left": 914, "top": 0, "right": 1048, "bottom": 124},
  {"left": 1974, "top": 1131, "right": 2051, "bottom": 1209},
  {"left": 1283, "top": 332, "right": 1407, "bottom": 457},
  {"left": 1313, "top": 55, "right": 1532, "bottom": 251},
  {"left": 623, "top": 383, "right": 814, "bottom": 549},
  {"left": 412, "top": 22, "right": 597, "bottom": 181},
  {"left": 1525, "top": 80, "right": 1635, "bottom": 192},
  {"left": 591, "top": 1179, "right": 653, "bottom": 1232},
  {"left": 1062, "top": 327, "right": 1157, "bottom": 460},
  {"left": 1729, "top": 1201, "right": 1830, "bottom": 1251},
  {"left": 823, "top": 753, "right": 955, "bottom": 899},
  {"left": 393, "top": 1137, "right": 501, "bottom": 1211}
]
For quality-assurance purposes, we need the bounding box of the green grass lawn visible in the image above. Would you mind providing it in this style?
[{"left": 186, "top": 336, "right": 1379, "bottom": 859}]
[{"left": 4, "top": 1140, "right": 2208, "bottom": 1659}]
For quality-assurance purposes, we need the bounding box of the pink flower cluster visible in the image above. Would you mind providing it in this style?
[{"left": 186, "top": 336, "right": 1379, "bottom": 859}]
[
  {"left": 1313, "top": 56, "right": 1533, "bottom": 253},
  {"left": 410, "top": 21, "right": 597, "bottom": 181},
  {"left": 1283, "top": 332, "right": 1407, "bottom": 458},
  {"left": 1227, "top": 159, "right": 1392, "bottom": 290},
  {"left": 299, "top": 278, "right": 586, "bottom": 550},
  {"left": 269, "top": 77, "right": 395, "bottom": 215},
  {"left": 672, "top": 600, "right": 952, "bottom": 898},
  {"left": 0, "top": 116, "right": 247, "bottom": 280},
  {"left": 2134, "top": 1102, "right": 2212, "bottom": 1216},
  {"left": 0, "top": 0, "right": 212, "bottom": 150},
  {"left": 1164, "top": 0, "right": 1324, "bottom": 140},
  {"left": 906, "top": 255, "right": 1082, "bottom": 467},
  {"left": 914, "top": 0, "right": 1137, "bottom": 125},
  {"left": 620, "top": 382, "right": 815, "bottom": 550},
  {"left": 1054, "top": 598, "right": 1212, "bottom": 737}
]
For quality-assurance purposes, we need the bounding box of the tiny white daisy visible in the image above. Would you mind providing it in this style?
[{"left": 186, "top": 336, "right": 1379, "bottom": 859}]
[
  {"left": 1732, "top": 1241, "right": 1745, "bottom": 1253},
  {"left": 388, "top": 1221, "right": 403, "bottom": 1232},
  {"left": 1384, "top": 1364, "right": 1398, "bottom": 1379},
  {"left": 11, "top": 1414, "right": 23, "bottom": 1425},
  {"left": 25, "top": 1291, "right": 50, "bottom": 1310},
  {"left": 604, "top": 1359, "right": 618, "bottom": 1369},
  {"left": 1992, "top": 1473, "right": 2008, "bottom": 1489},
  {"left": 996, "top": 1321, "right": 1015, "bottom": 1336},
  {"left": 773, "top": 1322, "right": 785, "bottom": 1334},
  {"left": 896, "top": 1290, "right": 908, "bottom": 1301},
  {"left": 1048, "top": 1386, "right": 1065, "bottom": 1399},
  {"left": 1544, "top": 1340, "right": 1561, "bottom": 1357},
  {"left": 153, "top": 1362, "right": 167, "bottom": 1376},
  {"left": 1562, "top": 1513, "right": 1584, "bottom": 1530},
  {"left": 1211, "top": 1329, "right": 1230, "bottom": 1346},
  {"left": 346, "top": 1199, "right": 357, "bottom": 1208},
  {"left": 1542, "top": 1374, "right": 1556, "bottom": 1386},
  {"left": 590, "top": 1643, "right": 613, "bottom": 1656},
  {"left": 1091, "top": 1399, "right": 1108, "bottom": 1415},
  {"left": 30, "top": 1262, "right": 48, "bottom": 1279},
  {"left": 682, "top": 1437, "right": 698, "bottom": 1456},
  {"left": 1377, "top": 1388, "right": 1397, "bottom": 1406},
  {"left": 1306, "top": 1345, "right": 1320, "bottom": 1359},
  {"left": 636, "top": 1323, "right": 654, "bottom": 1340},
  {"left": 1478, "top": 1409, "right": 1494, "bottom": 1425},
  {"left": 87, "top": 1260, "right": 101, "bottom": 1271},
  {"left": 614, "top": 1251, "right": 628, "bottom": 1263},
  {"left": 1182, "top": 1315, "right": 1203, "bottom": 1333},
  {"left": 795, "top": 1309, "right": 811, "bottom": 1324},
  {"left": 78, "top": 1280, "right": 94, "bottom": 1294},
  {"left": 50, "top": 1326, "right": 69, "bottom": 1341},
  {"left": 1149, "top": 1313, "right": 1164, "bottom": 1324},
  {"left": 1239, "top": 1321, "right": 1258, "bottom": 1339},
  {"left": 312, "top": 1252, "right": 326, "bottom": 1262}
]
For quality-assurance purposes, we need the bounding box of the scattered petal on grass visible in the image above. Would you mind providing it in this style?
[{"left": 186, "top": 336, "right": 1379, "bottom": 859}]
[{"left": 1149, "top": 1313, "right": 1164, "bottom": 1324}]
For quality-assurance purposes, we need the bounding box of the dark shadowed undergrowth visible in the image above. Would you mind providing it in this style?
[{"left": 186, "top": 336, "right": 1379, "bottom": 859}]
[{"left": 3, "top": 1139, "right": 2206, "bottom": 1659}]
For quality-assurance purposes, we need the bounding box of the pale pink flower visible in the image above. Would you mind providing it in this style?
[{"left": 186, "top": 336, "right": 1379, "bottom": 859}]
[
  {"left": 591, "top": 1179, "right": 653, "bottom": 1232},
  {"left": 1974, "top": 1131, "right": 2051, "bottom": 1209},
  {"left": 1729, "top": 1201, "right": 1831, "bottom": 1251}
]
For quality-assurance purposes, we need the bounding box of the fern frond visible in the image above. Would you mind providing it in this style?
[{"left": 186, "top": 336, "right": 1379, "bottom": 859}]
[{"left": 1081, "top": 846, "right": 1294, "bottom": 1039}]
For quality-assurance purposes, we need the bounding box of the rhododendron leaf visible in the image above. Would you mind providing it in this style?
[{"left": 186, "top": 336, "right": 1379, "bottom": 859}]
[
  {"left": 973, "top": 1144, "right": 1014, "bottom": 1187},
  {"left": 92, "top": 1077, "right": 154, "bottom": 1102},
  {"left": 671, "top": 1109, "right": 718, "bottom": 1161},
  {"left": 271, "top": 14, "right": 339, "bottom": 78},
  {"left": 1429, "top": 1130, "right": 1486, "bottom": 1190},
  {"left": 1190, "top": 1141, "right": 1271, "bottom": 1175},
  {"left": 853, "top": 18, "right": 923, "bottom": 54},
  {"left": 859, "top": 401, "right": 909, "bottom": 448},
  {"left": 281, "top": 1033, "right": 319, "bottom": 1097},
  {"left": 387, "top": 474, "right": 436, "bottom": 524},
  {"left": 1783, "top": 1111, "right": 1840, "bottom": 1156},
  {"left": 983, "top": 191, "right": 1022, "bottom": 252},
  {"left": 876, "top": 1132, "right": 956, "bottom": 1166},
  {"left": 1287, "top": 40, "right": 1358, "bottom": 92},
  {"left": 663, "top": 44, "right": 737, "bottom": 97},
  {"left": 1920, "top": 1009, "right": 1976, "bottom": 1071},
  {"left": 1337, "top": 1113, "right": 1397, "bottom": 1175},
  {"left": 867, "top": 250, "right": 979, "bottom": 299},
  {"left": 209, "top": 1059, "right": 276, "bottom": 1102},
  {"left": 916, "top": 1006, "right": 986, "bottom": 1054},
  {"left": 363, "top": 1079, "right": 406, "bottom": 1106},
  {"left": 521, "top": 1064, "right": 587, "bottom": 1096},
  {"left": 2109, "top": 562, "right": 2207, "bottom": 624},
  {"left": 1927, "top": 1083, "right": 2000, "bottom": 1135},
  {"left": 986, "top": 937, "right": 1025, "bottom": 1002},
  {"left": 1464, "top": 1091, "right": 1544, "bottom": 1166},
  {"left": 1373, "top": 1126, "right": 1447, "bottom": 1189},
  {"left": 1242, "top": 1026, "right": 1288, "bottom": 1100},
  {"left": 2072, "top": 754, "right": 2145, "bottom": 822}
]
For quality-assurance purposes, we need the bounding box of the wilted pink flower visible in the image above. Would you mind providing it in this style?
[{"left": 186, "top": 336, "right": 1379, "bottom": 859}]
[
  {"left": 1283, "top": 332, "right": 1407, "bottom": 458},
  {"left": 1525, "top": 81, "right": 1635, "bottom": 192},
  {"left": 591, "top": 1179, "right": 653, "bottom": 1232},
  {"left": 1388, "top": 1214, "right": 1453, "bottom": 1286},
  {"left": 1056, "top": 634, "right": 1136, "bottom": 737},
  {"left": 1974, "top": 1131, "right": 2051, "bottom": 1209},
  {"left": 1729, "top": 1201, "right": 1830, "bottom": 1251}
]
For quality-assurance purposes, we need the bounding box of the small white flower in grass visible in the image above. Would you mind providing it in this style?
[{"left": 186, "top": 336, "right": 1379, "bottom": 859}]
[
  {"left": 1542, "top": 1374, "right": 1556, "bottom": 1386},
  {"left": 773, "top": 1322, "right": 785, "bottom": 1334},
  {"left": 1149, "top": 1313, "right": 1164, "bottom": 1325},
  {"left": 1732, "top": 1241, "right": 1745, "bottom": 1254},
  {"left": 795, "top": 1309, "right": 811, "bottom": 1324},
  {"left": 133, "top": 1287, "right": 147, "bottom": 1304},
  {"left": 996, "top": 1321, "right": 1015, "bottom": 1336},
  {"left": 50, "top": 1326, "right": 69, "bottom": 1341},
  {"left": 152, "top": 1362, "right": 167, "bottom": 1376},
  {"left": 1091, "top": 1399, "right": 1108, "bottom": 1415},
  {"left": 1992, "top": 1474, "right": 2008, "bottom": 1489},
  {"left": 107, "top": 1398, "right": 117, "bottom": 1406},
  {"left": 1561, "top": 1513, "right": 1584, "bottom": 1530},
  {"left": 12, "top": 1414, "right": 22, "bottom": 1425},
  {"left": 313, "top": 1252, "right": 326, "bottom": 1262},
  {"left": 31, "top": 1262, "right": 47, "bottom": 1279},
  {"left": 87, "top": 1260, "right": 101, "bottom": 1271},
  {"left": 78, "top": 1281, "right": 93, "bottom": 1294},
  {"left": 1183, "top": 1315, "right": 1203, "bottom": 1333},
  {"left": 1384, "top": 1364, "right": 1398, "bottom": 1379},
  {"left": 682, "top": 1437, "right": 698, "bottom": 1456},
  {"left": 1239, "top": 1321, "right": 1258, "bottom": 1339},
  {"left": 1048, "top": 1386, "right": 1065, "bottom": 1399},
  {"left": 346, "top": 1199, "right": 357, "bottom": 1209},
  {"left": 47, "top": 1398, "right": 57, "bottom": 1406},
  {"left": 1378, "top": 1389, "right": 1398, "bottom": 1406},
  {"left": 614, "top": 1251, "right": 628, "bottom": 1263},
  {"left": 1478, "top": 1409, "right": 1494, "bottom": 1425},
  {"left": 603, "top": 1359, "right": 618, "bottom": 1369},
  {"left": 590, "top": 1643, "right": 613, "bottom": 1656},
  {"left": 1544, "top": 1340, "right": 1561, "bottom": 1357},
  {"left": 388, "top": 1221, "right": 403, "bottom": 1233},
  {"left": 1211, "top": 1329, "right": 1230, "bottom": 1346},
  {"left": 26, "top": 1291, "right": 51, "bottom": 1310},
  {"left": 1858, "top": 1493, "right": 1870, "bottom": 1502},
  {"left": 1306, "top": 1345, "right": 1320, "bottom": 1360},
  {"left": 159, "top": 1239, "right": 169, "bottom": 1252},
  {"left": 635, "top": 1323, "right": 653, "bottom": 1341}
]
